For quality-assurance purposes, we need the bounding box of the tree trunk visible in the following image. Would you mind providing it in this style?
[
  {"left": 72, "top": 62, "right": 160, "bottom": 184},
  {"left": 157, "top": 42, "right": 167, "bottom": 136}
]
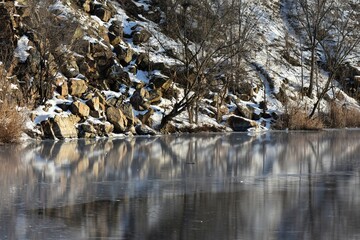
[
  {"left": 307, "top": 44, "right": 316, "bottom": 98},
  {"left": 309, "top": 73, "right": 334, "bottom": 118}
]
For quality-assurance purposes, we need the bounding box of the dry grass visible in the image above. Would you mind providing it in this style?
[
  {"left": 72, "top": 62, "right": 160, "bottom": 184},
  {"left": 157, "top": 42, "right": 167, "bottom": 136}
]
[
  {"left": 0, "top": 101, "right": 24, "bottom": 144},
  {"left": 273, "top": 106, "right": 324, "bottom": 130},
  {"left": 322, "top": 102, "right": 360, "bottom": 128}
]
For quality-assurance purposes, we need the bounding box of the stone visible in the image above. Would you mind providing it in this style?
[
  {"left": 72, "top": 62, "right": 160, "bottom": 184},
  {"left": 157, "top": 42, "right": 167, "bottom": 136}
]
[
  {"left": 235, "top": 104, "right": 253, "bottom": 119},
  {"left": 239, "top": 94, "right": 251, "bottom": 101},
  {"left": 86, "top": 97, "right": 100, "bottom": 111},
  {"left": 138, "top": 108, "right": 154, "bottom": 126},
  {"left": 113, "top": 44, "right": 133, "bottom": 64},
  {"left": 80, "top": 132, "right": 96, "bottom": 138},
  {"left": 90, "top": 109, "right": 103, "bottom": 118},
  {"left": 93, "top": 6, "right": 112, "bottom": 22},
  {"left": 108, "top": 32, "right": 121, "bottom": 46},
  {"left": 61, "top": 58, "right": 80, "bottom": 78},
  {"left": 105, "top": 106, "right": 128, "bottom": 133},
  {"left": 132, "top": 28, "right": 152, "bottom": 45},
  {"left": 79, "top": 123, "right": 97, "bottom": 138},
  {"left": 148, "top": 90, "right": 162, "bottom": 105},
  {"left": 120, "top": 103, "right": 135, "bottom": 125},
  {"left": 70, "top": 101, "right": 90, "bottom": 117},
  {"left": 109, "top": 20, "right": 123, "bottom": 36},
  {"left": 81, "top": 0, "right": 92, "bottom": 12},
  {"left": 227, "top": 115, "right": 257, "bottom": 132},
  {"left": 57, "top": 103, "right": 71, "bottom": 111},
  {"left": 42, "top": 115, "right": 80, "bottom": 139},
  {"left": 135, "top": 124, "right": 157, "bottom": 136},
  {"left": 135, "top": 52, "right": 150, "bottom": 71},
  {"left": 94, "top": 122, "right": 114, "bottom": 136},
  {"left": 94, "top": 91, "right": 107, "bottom": 105},
  {"left": 69, "top": 78, "right": 88, "bottom": 97},
  {"left": 56, "top": 83, "right": 68, "bottom": 96},
  {"left": 150, "top": 76, "right": 172, "bottom": 91},
  {"left": 130, "top": 89, "right": 148, "bottom": 110}
]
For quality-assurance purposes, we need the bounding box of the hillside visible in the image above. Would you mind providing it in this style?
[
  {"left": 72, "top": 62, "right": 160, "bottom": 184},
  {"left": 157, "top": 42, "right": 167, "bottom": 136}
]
[{"left": 0, "top": 0, "right": 359, "bottom": 140}]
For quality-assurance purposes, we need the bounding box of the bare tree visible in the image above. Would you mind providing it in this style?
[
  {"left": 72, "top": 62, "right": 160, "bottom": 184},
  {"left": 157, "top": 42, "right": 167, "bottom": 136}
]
[
  {"left": 21, "top": 0, "right": 77, "bottom": 106},
  {"left": 309, "top": 1, "right": 360, "bottom": 118},
  {"left": 295, "top": 0, "right": 335, "bottom": 98},
  {"left": 158, "top": 0, "right": 259, "bottom": 128}
]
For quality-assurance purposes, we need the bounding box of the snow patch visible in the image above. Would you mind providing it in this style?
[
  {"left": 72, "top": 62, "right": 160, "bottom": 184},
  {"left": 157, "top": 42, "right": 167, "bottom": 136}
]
[{"left": 14, "top": 36, "right": 32, "bottom": 63}]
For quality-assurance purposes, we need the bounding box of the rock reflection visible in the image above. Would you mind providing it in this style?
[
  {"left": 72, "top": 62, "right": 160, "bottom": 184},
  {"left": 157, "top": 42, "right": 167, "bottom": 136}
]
[{"left": 0, "top": 131, "right": 360, "bottom": 239}]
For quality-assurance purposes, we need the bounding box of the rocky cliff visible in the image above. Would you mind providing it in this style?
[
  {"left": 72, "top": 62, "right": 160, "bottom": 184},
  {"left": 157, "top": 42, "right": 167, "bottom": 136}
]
[{"left": 0, "top": 0, "right": 359, "bottom": 139}]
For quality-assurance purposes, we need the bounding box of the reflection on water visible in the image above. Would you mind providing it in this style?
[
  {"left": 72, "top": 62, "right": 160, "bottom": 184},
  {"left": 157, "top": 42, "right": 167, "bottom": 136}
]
[{"left": 1, "top": 131, "right": 360, "bottom": 239}]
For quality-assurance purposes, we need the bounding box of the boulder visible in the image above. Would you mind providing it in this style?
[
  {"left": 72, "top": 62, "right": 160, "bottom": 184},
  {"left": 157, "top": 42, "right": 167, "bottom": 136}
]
[
  {"left": 227, "top": 115, "right": 257, "bottom": 132},
  {"left": 69, "top": 78, "right": 88, "bottom": 97},
  {"left": 80, "top": 0, "right": 92, "bottom": 12},
  {"left": 135, "top": 52, "right": 150, "bottom": 70},
  {"left": 138, "top": 108, "right": 154, "bottom": 126},
  {"left": 90, "top": 109, "right": 103, "bottom": 118},
  {"left": 132, "top": 28, "right": 152, "bottom": 45},
  {"left": 109, "top": 20, "right": 123, "bottom": 36},
  {"left": 56, "top": 83, "right": 68, "bottom": 96},
  {"left": 94, "top": 90, "right": 107, "bottom": 105},
  {"left": 86, "top": 97, "right": 100, "bottom": 111},
  {"left": 239, "top": 94, "right": 251, "bottom": 101},
  {"left": 148, "top": 90, "right": 162, "bottom": 105},
  {"left": 42, "top": 115, "right": 80, "bottom": 139},
  {"left": 70, "top": 101, "right": 90, "bottom": 117},
  {"left": 79, "top": 123, "right": 97, "bottom": 138},
  {"left": 94, "top": 122, "right": 114, "bottom": 136},
  {"left": 113, "top": 44, "right": 133, "bottom": 64},
  {"left": 61, "top": 57, "right": 80, "bottom": 78},
  {"left": 57, "top": 103, "right": 71, "bottom": 111},
  {"left": 120, "top": 103, "right": 135, "bottom": 125},
  {"left": 130, "top": 89, "right": 149, "bottom": 110},
  {"left": 108, "top": 32, "right": 121, "bottom": 45},
  {"left": 150, "top": 76, "right": 172, "bottom": 91},
  {"left": 105, "top": 106, "right": 128, "bottom": 133},
  {"left": 135, "top": 124, "right": 157, "bottom": 136},
  {"left": 235, "top": 104, "right": 253, "bottom": 119},
  {"left": 93, "top": 6, "right": 113, "bottom": 22}
]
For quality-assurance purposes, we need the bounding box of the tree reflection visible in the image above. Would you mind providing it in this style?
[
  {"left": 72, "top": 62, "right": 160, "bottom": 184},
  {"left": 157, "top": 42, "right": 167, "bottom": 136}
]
[{"left": 0, "top": 131, "right": 360, "bottom": 239}]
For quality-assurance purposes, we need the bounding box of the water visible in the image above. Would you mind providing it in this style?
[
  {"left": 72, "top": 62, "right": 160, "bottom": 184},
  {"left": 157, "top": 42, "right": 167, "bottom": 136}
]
[{"left": 0, "top": 130, "right": 360, "bottom": 239}]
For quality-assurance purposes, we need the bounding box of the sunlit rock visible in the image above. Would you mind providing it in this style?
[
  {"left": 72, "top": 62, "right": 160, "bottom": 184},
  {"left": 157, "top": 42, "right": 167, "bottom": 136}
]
[{"left": 105, "top": 106, "right": 128, "bottom": 133}]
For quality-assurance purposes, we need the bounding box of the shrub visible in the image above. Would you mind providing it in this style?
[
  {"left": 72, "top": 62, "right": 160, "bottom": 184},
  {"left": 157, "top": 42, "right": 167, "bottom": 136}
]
[
  {"left": 273, "top": 105, "right": 324, "bottom": 130},
  {"left": 0, "top": 101, "right": 24, "bottom": 144},
  {"left": 322, "top": 102, "right": 360, "bottom": 128}
]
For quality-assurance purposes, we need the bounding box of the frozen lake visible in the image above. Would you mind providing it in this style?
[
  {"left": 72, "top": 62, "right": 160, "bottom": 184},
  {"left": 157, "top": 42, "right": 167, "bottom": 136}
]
[{"left": 1, "top": 130, "right": 360, "bottom": 239}]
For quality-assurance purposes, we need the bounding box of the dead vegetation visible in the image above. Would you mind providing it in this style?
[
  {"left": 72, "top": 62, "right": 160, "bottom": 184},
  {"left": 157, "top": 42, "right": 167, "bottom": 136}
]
[
  {"left": 0, "top": 101, "right": 24, "bottom": 144},
  {"left": 321, "top": 101, "right": 360, "bottom": 128},
  {"left": 273, "top": 105, "right": 324, "bottom": 130}
]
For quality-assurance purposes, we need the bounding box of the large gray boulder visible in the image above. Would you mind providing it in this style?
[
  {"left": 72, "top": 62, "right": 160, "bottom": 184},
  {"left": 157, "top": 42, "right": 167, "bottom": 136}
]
[{"left": 105, "top": 106, "right": 128, "bottom": 133}]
